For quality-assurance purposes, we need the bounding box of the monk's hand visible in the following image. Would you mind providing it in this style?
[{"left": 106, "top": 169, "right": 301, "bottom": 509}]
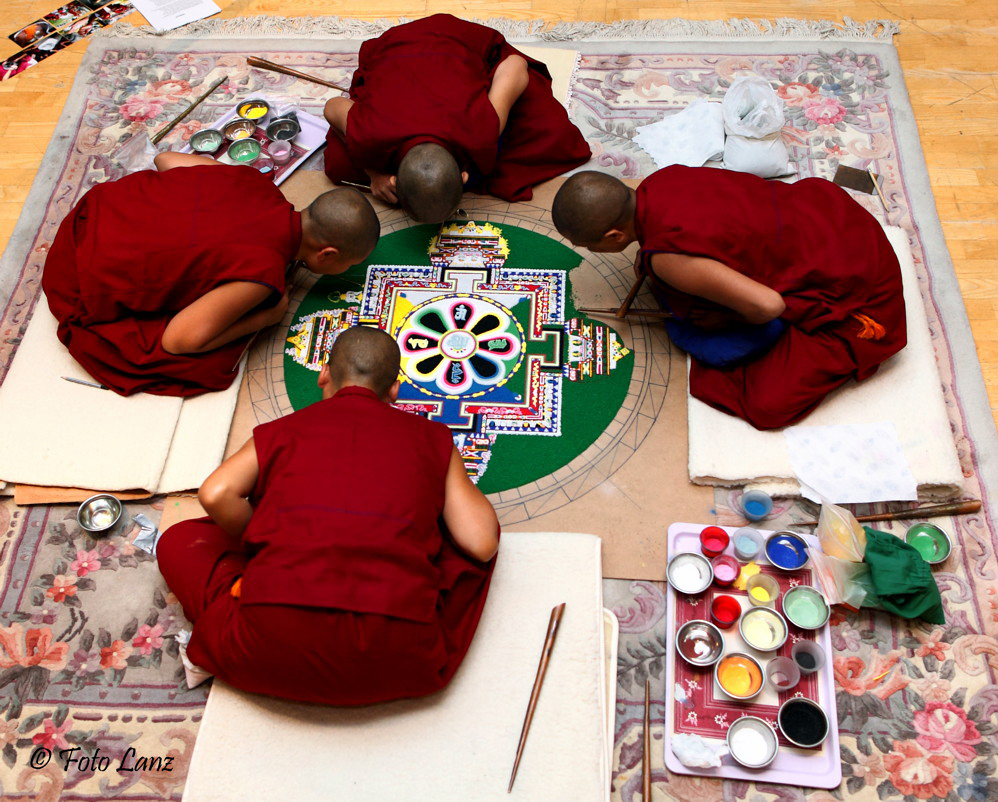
[{"left": 367, "top": 171, "right": 398, "bottom": 205}]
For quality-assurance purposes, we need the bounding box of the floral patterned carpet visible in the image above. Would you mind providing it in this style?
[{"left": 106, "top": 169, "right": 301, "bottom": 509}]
[{"left": 0, "top": 26, "right": 996, "bottom": 801}]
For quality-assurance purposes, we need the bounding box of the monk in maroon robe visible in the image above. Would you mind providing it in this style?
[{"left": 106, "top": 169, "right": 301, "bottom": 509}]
[
  {"left": 42, "top": 153, "right": 380, "bottom": 397},
  {"left": 552, "top": 167, "right": 907, "bottom": 430},
  {"left": 157, "top": 326, "right": 500, "bottom": 705},
  {"left": 323, "top": 14, "right": 591, "bottom": 222}
]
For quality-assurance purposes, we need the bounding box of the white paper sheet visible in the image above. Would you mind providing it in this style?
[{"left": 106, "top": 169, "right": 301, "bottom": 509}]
[
  {"left": 130, "top": 0, "right": 220, "bottom": 32},
  {"left": 784, "top": 422, "right": 919, "bottom": 504},
  {"left": 634, "top": 100, "right": 725, "bottom": 169}
]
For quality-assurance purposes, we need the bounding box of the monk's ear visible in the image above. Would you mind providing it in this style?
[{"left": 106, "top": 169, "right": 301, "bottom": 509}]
[
  {"left": 317, "top": 362, "right": 332, "bottom": 390},
  {"left": 389, "top": 175, "right": 397, "bottom": 188},
  {"left": 461, "top": 171, "right": 469, "bottom": 184},
  {"left": 386, "top": 379, "right": 401, "bottom": 403},
  {"left": 605, "top": 229, "right": 629, "bottom": 246}
]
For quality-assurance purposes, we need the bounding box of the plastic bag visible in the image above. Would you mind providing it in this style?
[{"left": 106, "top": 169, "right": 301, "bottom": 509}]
[
  {"left": 721, "top": 76, "right": 789, "bottom": 178},
  {"left": 808, "top": 550, "right": 869, "bottom": 610},
  {"left": 722, "top": 76, "right": 785, "bottom": 137},
  {"left": 111, "top": 132, "right": 158, "bottom": 174},
  {"left": 816, "top": 500, "right": 867, "bottom": 561}
]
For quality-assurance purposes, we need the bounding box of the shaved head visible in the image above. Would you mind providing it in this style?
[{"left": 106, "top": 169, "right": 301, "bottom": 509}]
[
  {"left": 327, "top": 326, "right": 401, "bottom": 398},
  {"left": 304, "top": 188, "right": 380, "bottom": 262},
  {"left": 552, "top": 171, "right": 633, "bottom": 246},
  {"left": 397, "top": 143, "right": 463, "bottom": 224}
]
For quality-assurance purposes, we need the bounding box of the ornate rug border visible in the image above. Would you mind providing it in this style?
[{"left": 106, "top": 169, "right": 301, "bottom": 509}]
[{"left": 95, "top": 15, "right": 900, "bottom": 42}]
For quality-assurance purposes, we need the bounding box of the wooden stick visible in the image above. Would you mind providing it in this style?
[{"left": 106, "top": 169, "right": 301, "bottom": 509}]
[
  {"left": 508, "top": 602, "right": 566, "bottom": 793},
  {"left": 867, "top": 167, "right": 891, "bottom": 212},
  {"left": 246, "top": 56, "right": 349, "bottom": 92},
  {"left": 578, "top": 306, "right": 674, "bottom": 319},
  {"left": 338, "top": 179, "right": 372, "bottom": 193},
  {"left": 792, "top": 499, "right": 981, "bottom": 528},
  {"left": 616, "top": 272, "right": 647, "bottom": 317},
  {"left": 151, "top": 76, "right": 227, "bottom": 145},
  {"left": 643, "top": 679, "right": 652, "bottom": 800}
]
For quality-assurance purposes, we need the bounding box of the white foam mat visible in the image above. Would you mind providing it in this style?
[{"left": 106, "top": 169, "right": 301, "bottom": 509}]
[
  {"left": 183, "top": 532, "right": 610, "bottom": 802},
  {"left": 688, "top": 225, "right": 964, "bottom": 500},
  {"left": 0, "top": 300, "right": 244, "bottom": 493}
]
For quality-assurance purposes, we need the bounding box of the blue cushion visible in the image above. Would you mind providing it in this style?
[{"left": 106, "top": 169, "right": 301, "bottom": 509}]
[{"left": 665, "top": 317, "right": 787, "bottom": 368}]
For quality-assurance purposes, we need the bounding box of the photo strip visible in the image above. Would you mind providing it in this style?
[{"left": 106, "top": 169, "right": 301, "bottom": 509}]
[{"left": 3, "top": 1, "right": 134, "bottom": 82}]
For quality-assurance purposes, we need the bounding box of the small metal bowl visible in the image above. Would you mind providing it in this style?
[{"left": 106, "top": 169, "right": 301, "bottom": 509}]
[
  {"left": 727, "top": 715, "right": 779, "bottom": 768},
  {"left": 778, "top": 697, "right": 830, "bottom": 748},
  {"left": 675, "top": 619, "right": 725, "bottom": 667},
  {"left": 667, "top": 552, "right": 714, "bottom": 595},
  {"left": 236, "top": 98, "right": 270, "bottom": 121},
  {"left": 738, "top": 606, "right": 788, "bottom": 652},
  {"left": 265, "top": 116, "right": 300, "bottom": 141},
  {"left": 765, "top": 530, "right": 810, "bottom": 571},
  {"left": 223, "top": 118, "right": 257, "bottom": 141},
  {"left": 715, "top": 652, "right": 765, "bottom": 701},
  {"left": 781, "top": 585, "right": 831, "bottom": 630},
  {"left": 190, "top": 129, "right": 223, "bottom": 153},
  {"left": 905, "top": 523, "right": 952, "bottom": 564},
  {"left": 77, "top": 494, "right": 123, "bottom": 537},
  {"left": 226, "top": 138, "right": 262, "bottom": 164}
]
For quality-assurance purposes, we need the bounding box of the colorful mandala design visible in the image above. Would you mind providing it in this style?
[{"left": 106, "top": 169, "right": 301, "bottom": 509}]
[
  {"left": 284, "top": 221, "right": 632, "bottom": 493},
  {"left": 397, "top": 296, "right": 524, "bottom": 398}
]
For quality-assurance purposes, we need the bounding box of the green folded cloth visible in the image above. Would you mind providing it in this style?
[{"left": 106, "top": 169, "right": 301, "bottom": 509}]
[{"left": 860, "top": 527, "right": 945, "bottom": 624}]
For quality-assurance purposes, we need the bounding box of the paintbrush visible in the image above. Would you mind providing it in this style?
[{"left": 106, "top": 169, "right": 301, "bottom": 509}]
[
  {"left": 338, "top": 180, "right": 372, "bottom": 193},
  {"left": 62, "top": 376, "right": 108, "bottom": 390},
  {"left": 508, "top": 602, "right": 566, "bottom": 793},
  {"left": 791, "top": 499, "right": 981, "bottom": 527},
  {"left": 151, "top": 76, "right": 228, "bottom": 145},
  {"left": 246, "top": 57, "right": 349, "bottom": 92},
  {"left": 643, "top": 679, "right": 652, "bottom": 800},
  {"left": 578, "top": 307, "right": 674, "bottom": 319},
  {"left": 867, "top": 167, "right": 891, "bottom": 212}
]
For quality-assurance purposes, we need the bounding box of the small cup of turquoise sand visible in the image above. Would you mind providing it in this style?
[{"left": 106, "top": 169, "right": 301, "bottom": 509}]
[
  {"left": 732, "top": 527, "right": 763, "bottom": 562},
  {"left": 727, "top": 715, "right": 779, "bottom": 768},
  {"left": 905, "top": 523, "right": 952, "bottom": 564},
  {"left": 667, "top": 552, "right": 714, "bottom": 595},
  {"left": 781, "top": 585, "right": 830, "bottom": 630}
]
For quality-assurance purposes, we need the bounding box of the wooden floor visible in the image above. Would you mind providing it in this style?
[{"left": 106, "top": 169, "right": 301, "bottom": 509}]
[{"left": 1, "top": 0, "right": 996, "bottom": 426}]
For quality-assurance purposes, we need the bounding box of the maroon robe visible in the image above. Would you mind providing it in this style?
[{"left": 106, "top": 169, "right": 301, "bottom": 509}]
[
  {"left": 157, "top": 385, "right": 497, "bottom": 706},
  {"left": 324, "top": 14, "right": 591, "bottom": 202},
  {"left": 42, "top": 165, "right": 300, "bottom": 397},
  {"left": 635, "top": 166, "right": 907, "bottom": 430}
]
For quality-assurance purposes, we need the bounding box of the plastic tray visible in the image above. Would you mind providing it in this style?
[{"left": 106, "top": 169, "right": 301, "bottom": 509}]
[
  {"left": 181, "top": 97, "right": 328, "bottom": 186},
  {"left": 663, "top": 522, "right": 842, "bottom": 789}
]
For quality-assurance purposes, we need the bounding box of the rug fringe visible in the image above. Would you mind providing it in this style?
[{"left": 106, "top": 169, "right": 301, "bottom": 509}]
[{"left": 99, "top": 15, "right": 900, "bottom": 42}]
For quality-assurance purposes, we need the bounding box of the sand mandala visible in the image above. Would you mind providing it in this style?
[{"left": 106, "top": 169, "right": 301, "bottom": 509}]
[{"left": 282, "top": 220, "right": 632, "bottom": 494}]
